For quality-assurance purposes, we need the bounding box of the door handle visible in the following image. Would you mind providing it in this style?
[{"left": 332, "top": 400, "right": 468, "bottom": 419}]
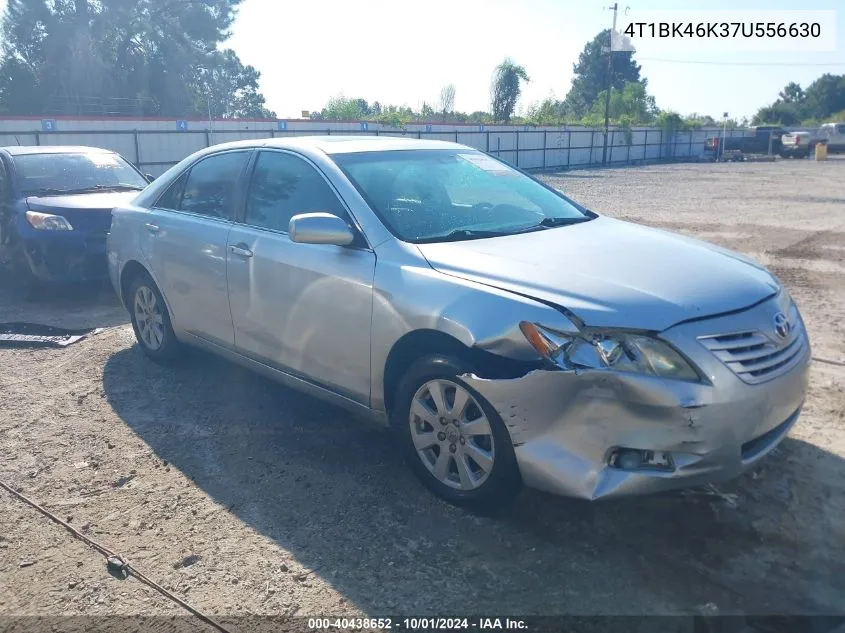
[
  {"left": 228, "top": 244, "right": 254, "bottom": 258},
  {"left": 145, "top": 223, "right": 160, "bottom": 234}
]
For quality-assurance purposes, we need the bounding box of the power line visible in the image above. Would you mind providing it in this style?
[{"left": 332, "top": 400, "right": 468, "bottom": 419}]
[{"left": 639, "top": 57, "right": 845, "bottom": 67}]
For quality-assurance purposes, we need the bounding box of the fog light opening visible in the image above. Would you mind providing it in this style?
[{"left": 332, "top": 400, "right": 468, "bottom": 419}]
[{"left": 610, "top": 449, "right": 675, "bottom": 472}]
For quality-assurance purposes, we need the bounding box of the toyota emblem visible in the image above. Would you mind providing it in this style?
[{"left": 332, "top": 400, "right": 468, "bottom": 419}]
[{"left": 773, "top": 312, "right": 791, "bottom": 339}]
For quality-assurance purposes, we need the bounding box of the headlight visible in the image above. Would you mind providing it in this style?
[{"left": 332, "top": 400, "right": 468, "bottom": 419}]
[
  {"left": 25, "top": 210, "right": 73, "bottom": 231},
  {"left": 519, "top": 322, "right": 700, "bottom": 381}
]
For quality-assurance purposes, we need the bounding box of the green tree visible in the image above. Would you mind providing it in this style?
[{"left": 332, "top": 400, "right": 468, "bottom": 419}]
[
  {"left": 526, "top": 98, "right": 566, "bottom": 125},
  {"left": 321, "top": 96, "right": 367, "bottom": 120},
  {"left": 751, "top": 102, "right": 803, "bottom": 126},
  {"left": 563, "top": 29, "right": 644, "bottom": 120},
  {"left": 195, "top": 50, "right": 274, "bottom": 119},
  {"left": 803, "top": 74, "right": 845, "bottom": 121},
  {"left": 0, "top": 0, "right": 273, "bottom": 117},
  {"left": 584, "top": 82, "right": 657, "bottom": 125},
  {"left": 491, "top": 58, "right": 529, "bottom": 122},
  {"left": 683, "top": 113, "right": 717, "bottom": 127},
  {"left": 778, "top": 81, "right": 805, "bottom": 104},
  {"left": 753, "top": 74, "right": 845, "bottom": 126}
]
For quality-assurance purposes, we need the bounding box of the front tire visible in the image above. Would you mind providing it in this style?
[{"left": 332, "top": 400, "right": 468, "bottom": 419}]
[
  {"left": 391, "top": 355, "right": 522, "bottom": 512},
  {"left": 128, "top": 273, "right": 180, "bottom": 362}
]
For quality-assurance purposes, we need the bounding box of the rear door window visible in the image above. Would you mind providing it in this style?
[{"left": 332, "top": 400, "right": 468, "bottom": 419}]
[{"left": 179, "top": 151, "right": 249, "bottom": 220}]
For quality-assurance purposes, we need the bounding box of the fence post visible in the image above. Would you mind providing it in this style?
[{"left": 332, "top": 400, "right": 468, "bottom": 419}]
[
  {"left": 455, "top": 130, "right": 459, "bottom": 143},
  {"left": 590, "top": 130, "right": 595, "bottom": 165},
  {"left": 688, "top": 131, "right": 693, "bottom": 157},
  {"left": 327, "top": 128, "right": 331, "bottom": 135},
  {"left": 485, "top": 131, "right": 490, "bottom": 153},
  {"left": 626, "top": 133, "right": 631, "bottom": 164},
  {"left": 515, "top": 130, "right": 519, "bottom": 167},
  {"left": 270, "top": 128, "right": 275, "bottom": 138},
  {"left": 34, "top": 132, "right": 40, "bottom": 146},
  {"left": 204, "top": 130, "right": 211, "bottom": 147},
  {"left": 133, "top": 130, "right": 140, "bottom": 166},
  {"left": 497, "top": 136, "right": 501, "bottom": 157},
  {"left": 565, "top": 130, "right": 571, "bottom": 169},
  {"left": 658, "top": 129, "right": 663, "bottom": 159},
  {"left": 610, "top": 130, "right": 615, "bottom": 163},
  {"left": 542, "top": 130, "right": 547, "bottom": 170}
]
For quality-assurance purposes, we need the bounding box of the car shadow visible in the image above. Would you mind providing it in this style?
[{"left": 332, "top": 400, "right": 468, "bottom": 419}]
[
  {"left": 101, "top": 345, "right": 845, "bottom": 617},
  {"left": 0, "top": 279, "right": 128, "bottom": 330}
]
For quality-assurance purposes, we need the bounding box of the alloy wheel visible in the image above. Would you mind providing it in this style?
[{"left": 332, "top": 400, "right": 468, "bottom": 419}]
[
  {"left": 409, "top": 379, "right": 495, "bottom": 490},
  {"left": 134, "top": 285, "right": 165, "bottom": 351}
]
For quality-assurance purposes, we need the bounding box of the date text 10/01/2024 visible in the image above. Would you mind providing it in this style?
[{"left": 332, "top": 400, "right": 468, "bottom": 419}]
[{"left": 307, "top": 618, "right": 529, "bottom": 630}]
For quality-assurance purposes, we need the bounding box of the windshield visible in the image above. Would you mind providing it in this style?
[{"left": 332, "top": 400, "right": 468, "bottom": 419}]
[
  {"left": 332, "top": 149, "right": 591, "bottom": 243},
  {"left": 15, "top": 152, "right": 148, "bottom": 195}
]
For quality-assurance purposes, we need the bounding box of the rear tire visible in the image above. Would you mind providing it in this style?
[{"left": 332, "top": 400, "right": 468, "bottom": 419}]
[
  {"left": 391, "top": 354, "right": 522, "bottom": 513},
  {"left": 127, "top": 272, "right": 181, "bottom": 362}
]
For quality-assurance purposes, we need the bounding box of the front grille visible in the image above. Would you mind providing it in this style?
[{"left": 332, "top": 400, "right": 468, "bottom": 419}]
[{"left": 697, "top": 306, "right": 807, "bottom": 384}]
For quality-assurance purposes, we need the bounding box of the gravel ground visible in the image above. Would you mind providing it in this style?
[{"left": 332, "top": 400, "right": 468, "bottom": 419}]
[{"left": 1, "top": 157, "right": 844, "bottom": 627}]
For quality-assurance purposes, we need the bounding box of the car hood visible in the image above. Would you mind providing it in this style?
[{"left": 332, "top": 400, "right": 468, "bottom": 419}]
[
  {"left": 25, "top": 191, "right": 139, "bottom": 233},
  {"left": 415, "top": 216, "right": 779, "bottom": 331}
]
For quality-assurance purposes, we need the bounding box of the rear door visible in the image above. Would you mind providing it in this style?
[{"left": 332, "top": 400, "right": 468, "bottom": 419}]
[
  {"left": 142, "top": 150, "right": 251, "bottom": 348},
  {"left": 226, "top": 149, "right": 376, "bottom": 404}
]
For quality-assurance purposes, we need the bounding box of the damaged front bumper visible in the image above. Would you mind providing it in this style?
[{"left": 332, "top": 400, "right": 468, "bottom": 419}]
[{"left": 462, "top": 297, "right": 811, "bottom": 500}]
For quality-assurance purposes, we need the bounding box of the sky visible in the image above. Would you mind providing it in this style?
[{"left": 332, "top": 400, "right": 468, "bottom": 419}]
[
  {"left": 0, "top": 0, "right": 841, "bottom": 120},
  {"left": 226, "top": 0, "right": 844, "bottom": 120}
]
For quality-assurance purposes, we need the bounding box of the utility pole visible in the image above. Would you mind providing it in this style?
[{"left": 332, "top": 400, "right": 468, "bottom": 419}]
[
  {"left": 602, "top": 3, "right": 619, "bottom": 165},
  {"left": 720, "top": 112, "right": 728, "bottom": 161}
]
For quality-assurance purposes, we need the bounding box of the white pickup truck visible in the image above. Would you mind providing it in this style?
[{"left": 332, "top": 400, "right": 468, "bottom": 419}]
[{"left": 781, "top": 122, "right": 845, "bottom": 158}]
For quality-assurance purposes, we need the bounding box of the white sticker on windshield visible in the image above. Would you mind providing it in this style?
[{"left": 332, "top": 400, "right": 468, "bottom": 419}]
[{"left": 458, "top": 153, "right": 517, "bottom": 175}]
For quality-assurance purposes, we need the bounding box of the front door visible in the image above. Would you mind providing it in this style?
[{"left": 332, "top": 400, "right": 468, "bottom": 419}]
[
  {"left": 141, "top": 150, "right": 250, "bottom": 348},
  {"left": 226, "top": 150, "right": 376, "bottom": 404}
]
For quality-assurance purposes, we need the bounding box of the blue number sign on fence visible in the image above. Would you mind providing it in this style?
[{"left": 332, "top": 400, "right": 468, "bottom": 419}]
[
  {"left": 176, "top": 120, "right": 188, "bottom": 131},
  {"left": 41, "top": 119, "right": 57, "bottom": 132},
  {"left": 478, "top": 124, "right": 485, "bottom": 132},
  {"left": 425, "top": 124, "right": 433, "bottom": 132},
  {"left": 360, "top": 122, "right": 369, "bottom": 131},
  {"left": 278, "top": 121, "right": 287, "bottom": 130}
]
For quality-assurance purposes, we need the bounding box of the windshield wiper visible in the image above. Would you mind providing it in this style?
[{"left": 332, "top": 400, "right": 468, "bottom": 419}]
[
  {"left": 65, "top": 184, "right": 145, "bottom": 194},
  {"left": 416, "top": 228, "right": 511, "bottom": 243},
  {"left": 23, "top": 188, "right": 72, "bottom": 196},
  {"left": 536, "top": 216, "right": 591, "bottom": 228}
]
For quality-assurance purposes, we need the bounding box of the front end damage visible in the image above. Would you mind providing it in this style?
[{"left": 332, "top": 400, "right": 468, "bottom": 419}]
[{"left": 459, "top": 295, "right": 811, "bottom": 501}]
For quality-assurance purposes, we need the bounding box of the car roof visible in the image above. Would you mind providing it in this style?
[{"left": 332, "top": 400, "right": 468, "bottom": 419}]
[
  {"left": 201, "top": 136, "right": 468, "bottom": 156},
  {"left": 0, "top": 145, "right": 117, "bottom": 156}
]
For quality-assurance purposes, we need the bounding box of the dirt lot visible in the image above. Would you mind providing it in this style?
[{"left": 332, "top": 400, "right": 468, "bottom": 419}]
[{"left": 1, "top": 157, "right": 844, "bottom": 626}]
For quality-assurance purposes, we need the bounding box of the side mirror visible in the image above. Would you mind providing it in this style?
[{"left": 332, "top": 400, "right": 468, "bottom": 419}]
[
  {"left": 289, "top": 212, "right": 355, "bottom": 246},
  {"left": 144, "top": 173, "right": 155, "bottom": 183}
]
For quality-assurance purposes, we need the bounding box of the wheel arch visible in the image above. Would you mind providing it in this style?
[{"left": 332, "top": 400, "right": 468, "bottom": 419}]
[
  {"left": 119, "top": 259, "right": 152, "bottom": 309},
  {"left": 119, "top": 260, "right": 176, "bottom": 327},
  {"left": 382, "top": 329, "right": 542, "bottom": 415}
]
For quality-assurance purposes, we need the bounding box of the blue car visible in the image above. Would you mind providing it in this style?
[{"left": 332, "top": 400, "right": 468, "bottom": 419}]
[{"left": 0, "top": 146, "right": 149, "bottom": 291}]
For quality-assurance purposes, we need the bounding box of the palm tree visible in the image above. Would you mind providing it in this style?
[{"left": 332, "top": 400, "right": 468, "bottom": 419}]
[{"left": 491, "top": 59, "right": 530, "bottom": 122}]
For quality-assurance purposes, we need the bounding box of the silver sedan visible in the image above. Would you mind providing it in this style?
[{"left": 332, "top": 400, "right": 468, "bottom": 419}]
[{"left": 108, "top": 137, "right": 810, "bottom": 510}]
